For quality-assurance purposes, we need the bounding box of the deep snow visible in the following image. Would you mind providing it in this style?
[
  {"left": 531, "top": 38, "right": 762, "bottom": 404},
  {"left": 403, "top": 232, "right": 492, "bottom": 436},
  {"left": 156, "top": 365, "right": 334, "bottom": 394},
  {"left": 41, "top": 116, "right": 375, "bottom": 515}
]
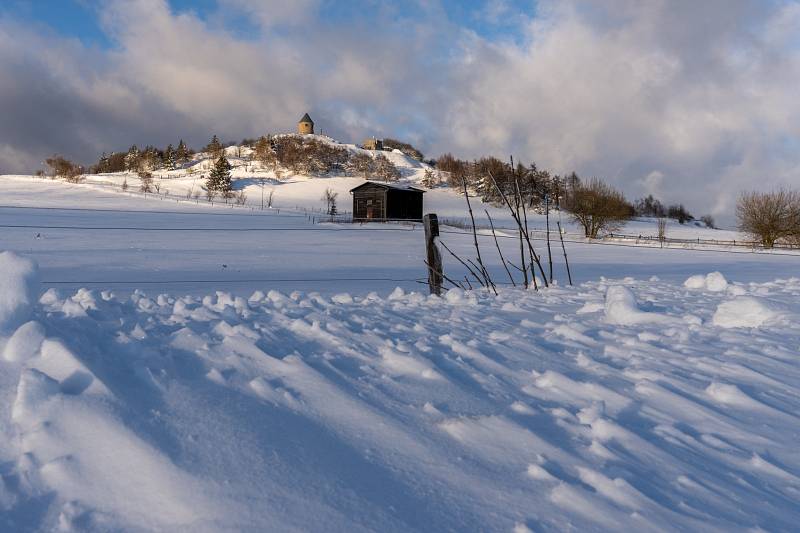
[{"left": 0, "top": 252, "right": 799, "bottom": 531}]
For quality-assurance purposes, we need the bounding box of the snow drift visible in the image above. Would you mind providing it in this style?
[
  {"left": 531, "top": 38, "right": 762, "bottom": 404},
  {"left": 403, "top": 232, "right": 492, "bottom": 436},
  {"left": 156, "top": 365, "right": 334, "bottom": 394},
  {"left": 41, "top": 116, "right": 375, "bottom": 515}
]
[
  {"left": 1, "top": 252, "right": 799, "bottom": 531},
  {"left": 712, "top": 296, "right": 783, "bottom": 328},
  {"left": 0, "top": 251, "right": 39, "bottom": 332},
  {"left": 683, "top": 271, "right": 729, "bottom": 292}
]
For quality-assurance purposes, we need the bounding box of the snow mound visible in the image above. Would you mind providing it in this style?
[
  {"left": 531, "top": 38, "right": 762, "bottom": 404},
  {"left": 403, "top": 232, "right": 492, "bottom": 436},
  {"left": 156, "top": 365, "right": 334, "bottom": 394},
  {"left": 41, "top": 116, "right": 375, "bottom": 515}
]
[
  {"left": 0, "top": 251, "right": 39, "bottom": 332},
  {"left": 684, "top": 272, "right": 728, "bottom": 292},
  {"left": 712, "top": 297, "right": 781, "bottom": 328},
  {"left": 604, "top": 286, "right": 674, "bottom": 325},
  {"left": 3, "top": 320, "right": 45, "bottom": 362}
]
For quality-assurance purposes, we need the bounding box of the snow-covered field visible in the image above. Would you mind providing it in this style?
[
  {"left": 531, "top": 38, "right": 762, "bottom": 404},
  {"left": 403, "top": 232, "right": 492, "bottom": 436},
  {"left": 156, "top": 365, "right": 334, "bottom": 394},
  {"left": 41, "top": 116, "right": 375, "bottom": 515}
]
[{"left": 1, "top": 172, "right": 799, "bottom": 531}]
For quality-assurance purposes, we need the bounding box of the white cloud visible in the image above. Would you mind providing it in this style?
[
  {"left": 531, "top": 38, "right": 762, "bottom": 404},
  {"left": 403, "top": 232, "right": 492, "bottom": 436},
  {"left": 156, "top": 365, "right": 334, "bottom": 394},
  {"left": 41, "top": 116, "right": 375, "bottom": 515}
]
[
  {"left": 0, "top": 0, "right": 798, "bottom": 221},
  {"left": 442, "top": 0, "right": 800, "bottom": 218}
]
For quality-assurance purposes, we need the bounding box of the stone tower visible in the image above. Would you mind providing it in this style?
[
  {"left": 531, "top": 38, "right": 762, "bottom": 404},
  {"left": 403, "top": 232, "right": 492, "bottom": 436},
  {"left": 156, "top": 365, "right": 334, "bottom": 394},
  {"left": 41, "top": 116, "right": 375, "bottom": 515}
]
[{"left": 298, "top": 113, "right": 314, "bottom": 135}]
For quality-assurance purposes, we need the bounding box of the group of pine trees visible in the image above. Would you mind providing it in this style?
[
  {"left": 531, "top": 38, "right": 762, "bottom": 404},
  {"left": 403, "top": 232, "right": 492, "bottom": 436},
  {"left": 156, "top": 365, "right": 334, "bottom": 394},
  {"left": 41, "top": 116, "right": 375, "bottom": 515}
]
[{"left": 92, "top": 140, "right": 190, "bottom": 174}]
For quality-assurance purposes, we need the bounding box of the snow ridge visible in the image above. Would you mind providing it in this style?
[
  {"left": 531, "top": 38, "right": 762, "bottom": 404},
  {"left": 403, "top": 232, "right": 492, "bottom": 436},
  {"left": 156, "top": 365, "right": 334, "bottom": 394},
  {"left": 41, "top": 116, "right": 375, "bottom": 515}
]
[{"left": 1, "top": 255, "right": 799, "bottom": 531}]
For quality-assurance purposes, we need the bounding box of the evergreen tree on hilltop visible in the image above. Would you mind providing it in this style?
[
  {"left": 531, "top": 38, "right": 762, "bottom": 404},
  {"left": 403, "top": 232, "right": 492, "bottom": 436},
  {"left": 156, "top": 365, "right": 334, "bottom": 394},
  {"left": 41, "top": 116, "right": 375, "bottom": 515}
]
[
  {"left": 164, "top": 144, "right": 176, "bottom": 170},
  {"left": 208, "top": 155, "right": 232, "bottom": 196},
  {"left": 206, "top": 135, "right": 223, "bottom": 160},
  {"left": 176, "top": 139, "right": 189, "bottom": 164},
  {"left": 124, "top": 145, "right": 140, "bottom": 172}
]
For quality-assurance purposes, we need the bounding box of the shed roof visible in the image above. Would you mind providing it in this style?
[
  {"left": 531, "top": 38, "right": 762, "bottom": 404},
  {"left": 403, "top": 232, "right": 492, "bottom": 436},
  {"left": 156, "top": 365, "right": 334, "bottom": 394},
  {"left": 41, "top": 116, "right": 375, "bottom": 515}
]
[
  {"left": 349, "top": 181, "right": 426, "bottom": 193},
  {"left": 299, "top": 113, "right": 314, "bottom": 124}
]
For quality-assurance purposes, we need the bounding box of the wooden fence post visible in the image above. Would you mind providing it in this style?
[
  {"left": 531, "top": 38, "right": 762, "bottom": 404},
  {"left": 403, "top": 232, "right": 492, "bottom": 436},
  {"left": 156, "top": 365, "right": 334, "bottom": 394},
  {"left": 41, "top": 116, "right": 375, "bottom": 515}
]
[{"left": 423, "top": 214, "right": 443, "bottom": 296}]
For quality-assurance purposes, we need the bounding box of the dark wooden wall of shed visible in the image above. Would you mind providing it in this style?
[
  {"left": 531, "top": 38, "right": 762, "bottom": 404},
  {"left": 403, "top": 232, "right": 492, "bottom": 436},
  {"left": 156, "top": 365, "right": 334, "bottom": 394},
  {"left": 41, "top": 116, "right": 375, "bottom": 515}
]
[
  {"left": 386, "top": 190, "right": 424, "bottom": 220},
  {"left": 352, "top": 185, "right": 387, "bottom": 219}
]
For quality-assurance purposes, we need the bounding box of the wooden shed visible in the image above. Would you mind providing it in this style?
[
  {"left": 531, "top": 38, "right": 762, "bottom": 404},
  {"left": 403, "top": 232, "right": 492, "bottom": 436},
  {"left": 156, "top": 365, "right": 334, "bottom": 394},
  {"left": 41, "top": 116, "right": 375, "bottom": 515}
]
[{"left": 350, "top": 181, "right": 425, "bottom": 221}]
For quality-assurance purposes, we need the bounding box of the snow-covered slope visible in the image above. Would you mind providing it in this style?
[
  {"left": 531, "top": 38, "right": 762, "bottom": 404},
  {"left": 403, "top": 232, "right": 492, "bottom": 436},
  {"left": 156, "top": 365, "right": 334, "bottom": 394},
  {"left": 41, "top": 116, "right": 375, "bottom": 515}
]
[{"left": 1, "top": 252, "right": 799, "bottom": 531}]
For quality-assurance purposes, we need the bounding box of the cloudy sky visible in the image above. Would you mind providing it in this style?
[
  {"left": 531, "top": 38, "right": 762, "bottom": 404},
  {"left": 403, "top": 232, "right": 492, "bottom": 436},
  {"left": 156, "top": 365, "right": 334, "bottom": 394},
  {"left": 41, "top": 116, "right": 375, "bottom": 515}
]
[{"left": 1, "top": 0, "right": 799, "bottom": 218}]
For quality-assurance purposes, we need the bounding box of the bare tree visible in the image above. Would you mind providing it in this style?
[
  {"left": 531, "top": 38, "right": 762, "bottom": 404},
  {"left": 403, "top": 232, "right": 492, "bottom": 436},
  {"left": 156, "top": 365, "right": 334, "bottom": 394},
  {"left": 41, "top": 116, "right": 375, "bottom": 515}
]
[
  {"left": 563, "top": 178, "right": 632, "bottom": 238},
  {"left": 322, "top": 188, "right": 339, "bottom": 215},
  {"left": 737, "top": 189, "right": 800, "bottom": 248},
  {"left": 657, "top": 218, "right": 667, "bottom": 246}
]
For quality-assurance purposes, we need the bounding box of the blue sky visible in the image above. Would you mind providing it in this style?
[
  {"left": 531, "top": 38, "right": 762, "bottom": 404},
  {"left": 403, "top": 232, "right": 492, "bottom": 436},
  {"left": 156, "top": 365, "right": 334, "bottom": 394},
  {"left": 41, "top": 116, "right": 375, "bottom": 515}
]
[{"left": 1, "top": 0, "right": 538, "bottom": 47}]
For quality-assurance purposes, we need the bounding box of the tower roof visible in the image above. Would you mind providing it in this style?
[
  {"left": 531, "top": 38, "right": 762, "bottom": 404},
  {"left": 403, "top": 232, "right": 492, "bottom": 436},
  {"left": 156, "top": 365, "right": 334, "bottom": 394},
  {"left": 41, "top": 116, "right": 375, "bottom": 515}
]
[{"left": 299, "top": 113, "right": 314, "bottom": 125}]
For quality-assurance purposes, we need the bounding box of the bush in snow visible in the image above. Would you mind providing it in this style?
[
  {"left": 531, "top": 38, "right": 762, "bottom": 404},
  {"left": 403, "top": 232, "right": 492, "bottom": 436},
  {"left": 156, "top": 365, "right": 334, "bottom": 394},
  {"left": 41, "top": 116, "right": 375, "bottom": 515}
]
[
  {"left": 138, "top": 172, "right": 154, "bottom": 193},
  {"left": 274, "top": 136, "right": 348, "bottom": 175},
  {"left": 667, "top": 204, "right": 693, "bottom": 224},
  {"left": 373, "top": 154, "right": 400, "bottom": 182},
  {"left": 347, "top": 153, "right": 375, "bottom": 178},
  {"left": 45, "top": 156, "right": 82, "bottom": 182}
]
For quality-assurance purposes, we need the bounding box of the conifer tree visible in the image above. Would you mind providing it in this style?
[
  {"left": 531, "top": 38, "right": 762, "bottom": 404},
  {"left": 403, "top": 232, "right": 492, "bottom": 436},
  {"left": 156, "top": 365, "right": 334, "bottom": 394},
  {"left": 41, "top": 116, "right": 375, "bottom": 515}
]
[
  {"left": 164, "top": 144, "right": 176, "bottom": 170},
  {"left": 206, "top": 135, "right": 223, "bottom": 160},
  {"left": 176, "top": 139, "right": 189, "bottom": 164},
  {"left": 208, "top": 155, "right": 232, "bottom": 196},
  {"left": 124, "top": 145, "right": 140, "bottom": 172}
]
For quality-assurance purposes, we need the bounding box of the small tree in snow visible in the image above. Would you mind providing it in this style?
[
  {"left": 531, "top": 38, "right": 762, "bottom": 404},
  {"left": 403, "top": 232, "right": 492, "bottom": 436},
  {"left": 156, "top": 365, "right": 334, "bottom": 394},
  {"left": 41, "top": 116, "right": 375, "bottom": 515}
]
[
  {"left": 657, "top": 218, "right": 667, "bottom": 244},
  {"left": 206, "top": 135, "right": 223, "bottom": 160},
  {"left": 164, "top": 144, "right": 176, "bottom": 170},
  {"left": 322, "top": 188, "right": 339, "bottom": 215},
  {"left": 208, "top": 155, "right": 233, "bottom": 197},
  {"left": 421, "top": 168, "right": 439, "bottom": 188},
  {"left": 124, "top": 145, "right": 141, "bottom": 172},
  {"left": 139, "top": 172, "right": 154, "bottom": 193},
  {"left": 176, "top": 139, "right": 189, "bottom": 164}
]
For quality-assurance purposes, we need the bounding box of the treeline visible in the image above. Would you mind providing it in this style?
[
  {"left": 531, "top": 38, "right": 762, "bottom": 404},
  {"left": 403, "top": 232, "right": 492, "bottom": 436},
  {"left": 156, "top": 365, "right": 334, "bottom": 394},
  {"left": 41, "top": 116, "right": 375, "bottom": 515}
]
[{"left": 90, "top": 140, "right": 193, "bottom": 174}]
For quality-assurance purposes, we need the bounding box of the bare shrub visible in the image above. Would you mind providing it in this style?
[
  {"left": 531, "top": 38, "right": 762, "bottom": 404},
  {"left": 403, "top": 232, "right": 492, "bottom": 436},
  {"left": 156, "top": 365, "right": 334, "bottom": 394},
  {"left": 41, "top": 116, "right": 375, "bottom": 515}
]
[
  {"left": 737, "top": 189, "right": 800, "bottom": 248},
  {"left": 347, "top": 153, "right": 374, "bottom": 177},
  {"left": 667, "top": 204, "right": 693, "bottom": 224},
  {"left": 274, "top": 135, "right": 348, "bottom": 175},
  {"left": 436, "top": 153, "right": 468, "bottom": 188},
  {"left": 657, "top": 218, "right": 667, "bottom": 243},
  {"left": 234, "top": 190, "right": 248, "bottom": 205},
  {"left": 46, "top": 156, "right": 83, "bottom": 182},
  {"left": 374, "top": 154, "right": 400, "bottom": 181},
  {"left": 563, "top": 178, "right": 633, "bottom": 238},
  {"left": 700, "top": 215, "right": 716, "bottom": 229},
  {"left": 138, "top": 172, "right": 154, "bottom": 193}
]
